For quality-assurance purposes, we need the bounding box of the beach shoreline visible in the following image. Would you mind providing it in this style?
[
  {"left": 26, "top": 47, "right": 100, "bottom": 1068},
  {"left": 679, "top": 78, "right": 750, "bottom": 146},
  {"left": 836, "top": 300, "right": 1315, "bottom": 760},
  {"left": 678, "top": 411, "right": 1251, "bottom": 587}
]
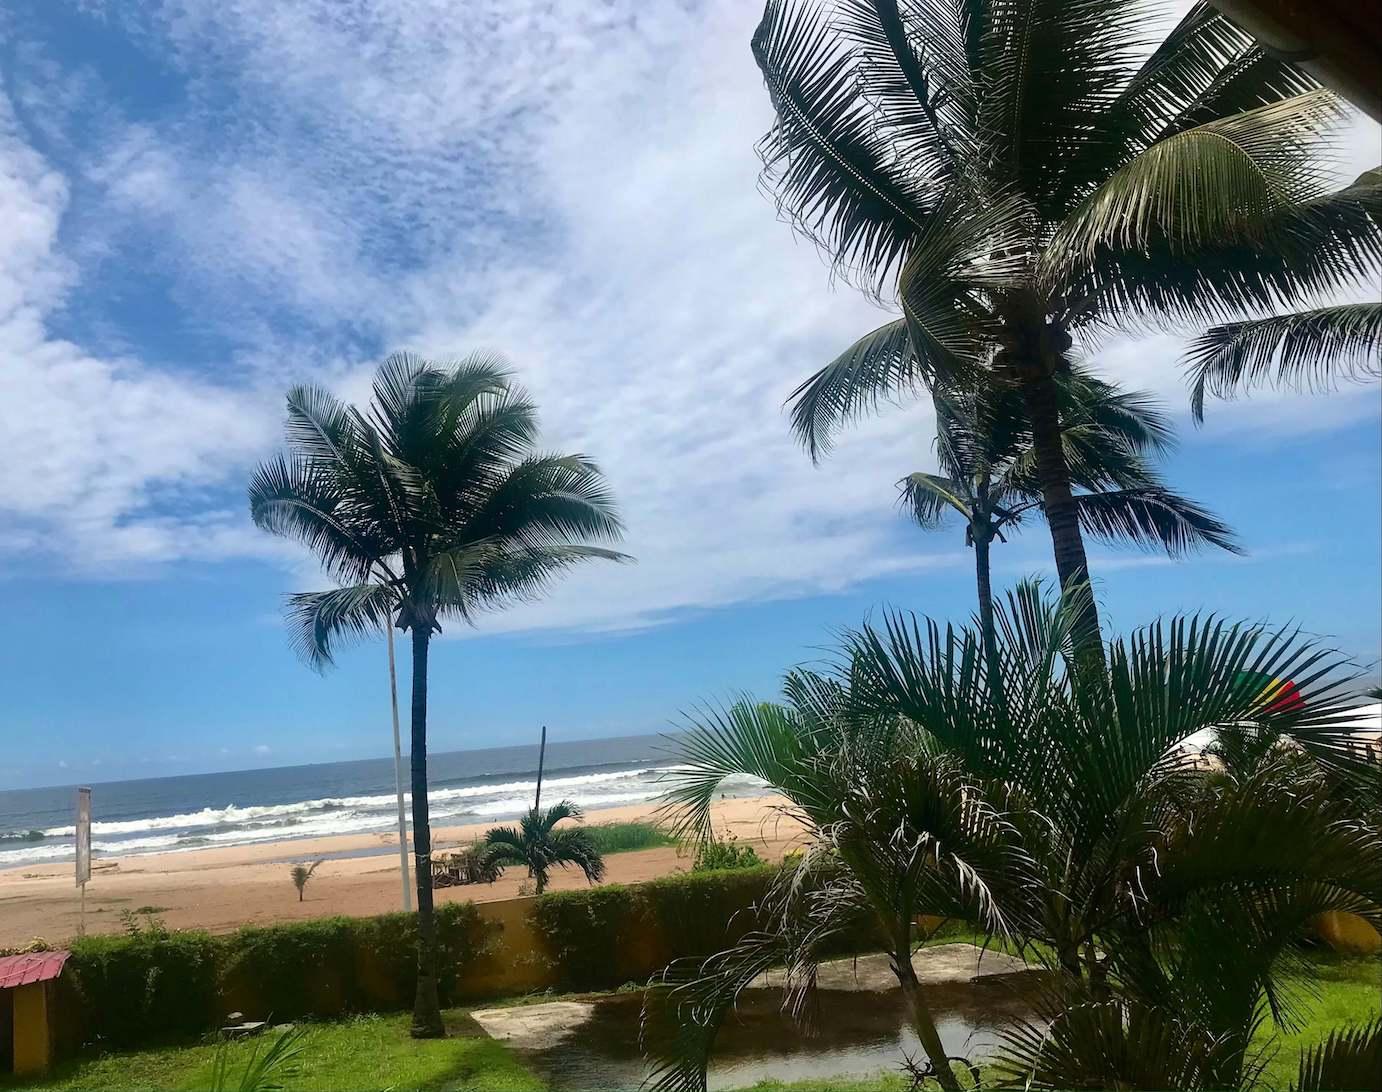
[{"left": 0, "top": 794, "right": 797, "bottom": 948}]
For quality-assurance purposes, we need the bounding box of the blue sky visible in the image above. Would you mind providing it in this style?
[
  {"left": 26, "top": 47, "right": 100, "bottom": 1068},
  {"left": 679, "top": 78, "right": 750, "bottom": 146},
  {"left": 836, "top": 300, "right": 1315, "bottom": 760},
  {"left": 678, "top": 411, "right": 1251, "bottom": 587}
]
[{"left": 1, "top": 1, "right": 1379, "bottom": 790}]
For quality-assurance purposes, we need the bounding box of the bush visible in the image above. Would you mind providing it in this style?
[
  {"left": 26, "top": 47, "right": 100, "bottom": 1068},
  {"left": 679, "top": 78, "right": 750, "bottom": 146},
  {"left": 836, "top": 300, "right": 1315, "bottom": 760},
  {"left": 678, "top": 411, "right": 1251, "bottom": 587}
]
[
  {"left": 69, "top": 925, "right": 220, "bottom": 1047},
  {"left": 66, "top": 903, "right": 497, "bottom": 1048},
  {"left": 691, "top": 831, "right": 762, "bottom": 872}
]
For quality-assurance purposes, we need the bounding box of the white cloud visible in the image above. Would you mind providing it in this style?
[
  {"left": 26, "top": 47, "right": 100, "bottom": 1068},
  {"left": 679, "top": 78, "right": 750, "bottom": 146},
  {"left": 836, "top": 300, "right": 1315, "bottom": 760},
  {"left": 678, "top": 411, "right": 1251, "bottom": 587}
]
[
  {"left": 0, "top": 95, "right": 289, "bottom": 572},
  {"left": 253, "top": 744, "right": 271, "bottom": 756},
  {"left": 2, "top": 0, "right": 1378, "bottom": 635}
]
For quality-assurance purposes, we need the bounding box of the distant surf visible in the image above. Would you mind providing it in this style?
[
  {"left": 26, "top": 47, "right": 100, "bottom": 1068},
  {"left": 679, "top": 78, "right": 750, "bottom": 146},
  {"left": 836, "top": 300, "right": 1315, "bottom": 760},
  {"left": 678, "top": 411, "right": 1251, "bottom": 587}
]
[{"left": 0, "top": 733, "right": 763, "bottom": 869}]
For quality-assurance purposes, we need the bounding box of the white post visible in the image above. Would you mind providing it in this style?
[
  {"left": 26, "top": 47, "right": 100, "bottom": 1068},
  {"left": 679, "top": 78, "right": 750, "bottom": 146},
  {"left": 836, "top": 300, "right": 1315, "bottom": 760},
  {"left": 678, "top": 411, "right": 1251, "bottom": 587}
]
[
  {"left": 387, "top": 619, "right": 412, "bottom": 913},
  {"left": 75, "top": 786, "right": 91, "bottom": 937}
]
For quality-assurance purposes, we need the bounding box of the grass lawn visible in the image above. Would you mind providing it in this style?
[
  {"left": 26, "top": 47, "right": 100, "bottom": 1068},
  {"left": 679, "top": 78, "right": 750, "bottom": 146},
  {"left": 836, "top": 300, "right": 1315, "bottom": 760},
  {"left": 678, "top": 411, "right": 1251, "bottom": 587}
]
[
  {"left": 0, "top": 1010, "right": 544, "bottom": 1092},
  {"left": 5, "top": 950, "right": 1375, "bottom": 1091},
  {"left": 1251, "top": 952, "right": 1382, "bottom": 1090}
]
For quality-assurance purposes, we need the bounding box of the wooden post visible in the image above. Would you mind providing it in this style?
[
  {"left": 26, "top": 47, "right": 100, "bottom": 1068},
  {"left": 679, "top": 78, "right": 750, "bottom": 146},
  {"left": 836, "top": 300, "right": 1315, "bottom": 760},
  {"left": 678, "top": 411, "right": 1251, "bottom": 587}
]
[{"left": 533, "top": 726, "right": 547, "bottom": 812}]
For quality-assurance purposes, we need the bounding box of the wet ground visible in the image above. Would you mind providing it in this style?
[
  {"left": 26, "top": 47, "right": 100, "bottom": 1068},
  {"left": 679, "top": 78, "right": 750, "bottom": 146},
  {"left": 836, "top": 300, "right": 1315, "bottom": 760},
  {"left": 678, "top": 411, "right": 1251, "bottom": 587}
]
[{"left": 473, "top": 945, "right": 1047, "bottom": 1091}]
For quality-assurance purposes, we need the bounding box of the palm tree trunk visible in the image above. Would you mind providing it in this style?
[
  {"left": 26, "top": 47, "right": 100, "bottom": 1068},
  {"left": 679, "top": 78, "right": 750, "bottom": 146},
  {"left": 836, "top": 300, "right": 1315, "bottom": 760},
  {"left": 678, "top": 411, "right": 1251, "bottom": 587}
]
[
  {"left": 973, "top": 534, "right": 1000, "bottom": 676},
  {"left": 894, "top": 952, "right": 962, "bottom": 1092},
  {"left": 1020, "top": 371, "right": 1103, "bottom": 659},
  {"left": 408, "top": 625, "right": 445, "bottom": 1039}
]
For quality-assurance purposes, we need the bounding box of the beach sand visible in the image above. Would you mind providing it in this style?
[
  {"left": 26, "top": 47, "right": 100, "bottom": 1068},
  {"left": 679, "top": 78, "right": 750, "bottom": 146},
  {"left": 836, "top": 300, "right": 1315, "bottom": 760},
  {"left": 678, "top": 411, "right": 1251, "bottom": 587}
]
[{"left": 0, "top": 795, "right": 800, "bottom": 948}]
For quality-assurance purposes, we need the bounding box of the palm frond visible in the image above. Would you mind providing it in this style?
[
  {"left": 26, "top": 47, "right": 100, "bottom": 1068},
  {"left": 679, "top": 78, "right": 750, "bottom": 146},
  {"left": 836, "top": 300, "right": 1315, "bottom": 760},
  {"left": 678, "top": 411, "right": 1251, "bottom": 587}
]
[
  {"left": 1057, "top": 3, "right": 1317, "bottom": 207},
  {"left": 247, "top": 454, "right": 387, "bottom": 583},
  {"left": 992, "top": 995, "right": 1247, "bottom": 1092},
  {"left": 1066, "top": 166, "right": 1381, "bottom": 331},
  {"left": 752, "top": 0, "right": 937, "bottom": 291},
  {"left": 834, "top": 0, "right": 975, "bottom": 179},
  {"left": 980, "top": 0, "right": 1150, "bottom": 218},
  {"left": 1048, "top": 91, "right": 1345, "bottom": 265},
  {"left": 538, "top": 800, "right": 583, "bottom": 829},
  {"left": 1070, "top": 487, "right": 1241, "bottom": 556},
  {"left": 1292, "top": 1018, "right": 1381, "bottom": 1092},
  {"left": 1058, "top": 371, "right": 1175, "bottom": 455},
  {"left": 658, "top": 699, "right": 825, "bottom": 843},
  {"left": 898, "top": 471, "right": 969, "bottom": 528},
  {"left": 425, "top": 542, "right": 630, "bottom": 626},
  {"left": 896, "top": 189, "right": 1032, "bottom": 372},
  {"left": 282, "top": 384, "right": 360, "bottom": 470},
  {"left": 546, "top": 827, "right": 607, "bottom": 884},
  {"left": 1186, "top": 303, "right": 1382, "bottom": 420},
  {"left": 786, "top": 319, "right": 916, "bottom": 461},
  {"left": 465, "top": 454, "right": 625, "bottom": 551},
  {"left": 285, "top": 584, "right": 395, "bottom": 671}
]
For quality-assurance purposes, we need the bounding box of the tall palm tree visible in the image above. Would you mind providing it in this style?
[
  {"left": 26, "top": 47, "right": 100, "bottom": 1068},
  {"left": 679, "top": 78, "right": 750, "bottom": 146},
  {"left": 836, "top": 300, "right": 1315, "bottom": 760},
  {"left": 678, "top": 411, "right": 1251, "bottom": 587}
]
[
  {"left": 757, "top": 0, "right": 1381, "bottom": 653},
  {"left": 482, "top": 800, "right": 606, "bottom": 895},
  {"left": 647, "top": 585, "right": 1378, "bottom": 1091},
  {"left": 903, "top": 370, "right": 1239, "bottom": 653},
  {"left": 249, "top": 352, "right": 627, "bottom": 1037}
]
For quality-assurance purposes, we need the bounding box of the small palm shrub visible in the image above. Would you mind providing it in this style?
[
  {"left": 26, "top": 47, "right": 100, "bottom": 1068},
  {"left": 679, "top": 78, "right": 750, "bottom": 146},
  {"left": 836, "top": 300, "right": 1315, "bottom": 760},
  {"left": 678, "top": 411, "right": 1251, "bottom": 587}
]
[{"left": 289, "top": 860, "right": 323, "bottom": 901}]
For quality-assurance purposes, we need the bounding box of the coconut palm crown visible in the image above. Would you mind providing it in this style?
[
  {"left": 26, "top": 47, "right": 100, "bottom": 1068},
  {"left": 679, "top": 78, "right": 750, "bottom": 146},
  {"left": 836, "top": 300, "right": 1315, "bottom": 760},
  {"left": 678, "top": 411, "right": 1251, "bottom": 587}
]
[
  {"left": 759, "top": 0, "right": 1381, "bottom": 649},
  {"left": 903, "top": 367, "right": 1239, "bottom": 645},
  {"left": 248, "top": 351, "right": 627, "bottom": 1037}
]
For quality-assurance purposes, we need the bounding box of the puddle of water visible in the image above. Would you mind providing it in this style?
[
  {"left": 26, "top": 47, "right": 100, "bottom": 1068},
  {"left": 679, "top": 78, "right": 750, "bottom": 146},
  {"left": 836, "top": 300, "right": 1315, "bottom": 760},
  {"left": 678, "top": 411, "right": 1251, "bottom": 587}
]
[{"left": 513, "top": 971, "right": 1044, "bottom": 1092}]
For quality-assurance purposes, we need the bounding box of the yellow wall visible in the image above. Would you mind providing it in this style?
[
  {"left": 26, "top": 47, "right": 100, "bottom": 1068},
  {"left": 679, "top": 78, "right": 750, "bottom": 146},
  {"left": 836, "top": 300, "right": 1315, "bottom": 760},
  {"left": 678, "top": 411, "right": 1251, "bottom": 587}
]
[
  {"left": 460, "top": 897, "right": 555, "bottom": 999},
  {"left": 11, "top": 982, "right": 52, "bottom": 1076},
  {"left": 1316, "top": 911, "right": 1382, "bottom": 955}
]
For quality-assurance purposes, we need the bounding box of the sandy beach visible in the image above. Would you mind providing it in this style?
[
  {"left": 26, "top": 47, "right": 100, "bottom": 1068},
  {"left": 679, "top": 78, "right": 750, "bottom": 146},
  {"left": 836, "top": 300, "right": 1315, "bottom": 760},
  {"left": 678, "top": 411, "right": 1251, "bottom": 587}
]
[{"left": 0, "top": 795, "right": 799, "bottom": 948}]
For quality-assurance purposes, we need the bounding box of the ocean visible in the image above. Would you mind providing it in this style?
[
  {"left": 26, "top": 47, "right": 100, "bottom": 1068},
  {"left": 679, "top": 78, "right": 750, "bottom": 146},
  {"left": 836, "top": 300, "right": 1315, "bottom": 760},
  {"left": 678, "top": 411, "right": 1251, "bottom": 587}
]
[{"left": 0, "top": 733, "right": 713, "bottom": 871}]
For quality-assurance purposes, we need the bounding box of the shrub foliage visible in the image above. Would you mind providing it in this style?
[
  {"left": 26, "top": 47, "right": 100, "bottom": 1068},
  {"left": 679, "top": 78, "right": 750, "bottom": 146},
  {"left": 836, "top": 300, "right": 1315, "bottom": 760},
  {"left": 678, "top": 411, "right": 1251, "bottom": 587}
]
[{"left": 67, "top": 904, "right": 496, "bottom": 1048}]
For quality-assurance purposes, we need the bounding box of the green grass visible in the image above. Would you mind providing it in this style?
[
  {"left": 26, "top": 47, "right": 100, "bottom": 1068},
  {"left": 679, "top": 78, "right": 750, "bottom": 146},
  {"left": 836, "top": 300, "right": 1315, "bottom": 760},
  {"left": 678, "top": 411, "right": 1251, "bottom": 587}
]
[
  {"left": 583, "top": 821, "right": 675, "bottom": 855},
  {"left": 1251, "top": 952, "right": 1382, "bottom": 1090},
  {"left": 1, "top": 1010, "right": 545, "bottom": 1092}
]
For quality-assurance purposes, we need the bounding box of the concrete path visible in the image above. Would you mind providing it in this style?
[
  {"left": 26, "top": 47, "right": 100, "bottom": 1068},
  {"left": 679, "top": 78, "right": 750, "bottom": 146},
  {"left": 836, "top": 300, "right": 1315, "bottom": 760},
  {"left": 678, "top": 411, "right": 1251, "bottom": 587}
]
[
  {"left": 752, "top": 943, "right": 1029, "bottom": 992},
  {"left": 470, "top": 1000, "right": 595, "bottom": 1044}
]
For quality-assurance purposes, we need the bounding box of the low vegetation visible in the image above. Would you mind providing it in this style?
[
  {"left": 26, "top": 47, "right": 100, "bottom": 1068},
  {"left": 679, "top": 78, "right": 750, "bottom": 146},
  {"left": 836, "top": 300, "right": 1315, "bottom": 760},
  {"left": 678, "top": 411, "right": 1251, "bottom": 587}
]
[
  {"left": 583, "top": 820, "right": 675, "bottom": 855},
  {"left": 649, "top": 584, "right": 1380, "bottom": 1092},
  {"left": 65, "top": 904, "right": 496, "bottom": 1048},
  {"left": 5, "top": 952, "right": 1374, "bottom": 1091},
  {"left": 690, "top": 832, "right": 762, "bottom": 872},
  {"left": 0, "top": 1009, "right": 544, "bottom": 1092}
]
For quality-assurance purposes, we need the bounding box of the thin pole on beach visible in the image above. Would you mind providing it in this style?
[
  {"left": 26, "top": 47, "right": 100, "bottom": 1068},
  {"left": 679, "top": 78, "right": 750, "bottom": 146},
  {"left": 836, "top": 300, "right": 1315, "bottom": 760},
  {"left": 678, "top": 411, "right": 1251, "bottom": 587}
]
[
  {"left": 387, "top": 617, "right": 413, "bottom": 913},
  {"left": 534, "top": 725, "right": 547, "bottom": 812}
]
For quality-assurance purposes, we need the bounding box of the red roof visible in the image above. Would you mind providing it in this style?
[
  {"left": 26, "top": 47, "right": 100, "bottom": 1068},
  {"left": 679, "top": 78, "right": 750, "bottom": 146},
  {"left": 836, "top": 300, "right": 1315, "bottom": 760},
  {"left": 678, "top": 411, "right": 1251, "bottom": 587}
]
[{"left": 0, "top": 951, "right": 70, "bottom": 990}]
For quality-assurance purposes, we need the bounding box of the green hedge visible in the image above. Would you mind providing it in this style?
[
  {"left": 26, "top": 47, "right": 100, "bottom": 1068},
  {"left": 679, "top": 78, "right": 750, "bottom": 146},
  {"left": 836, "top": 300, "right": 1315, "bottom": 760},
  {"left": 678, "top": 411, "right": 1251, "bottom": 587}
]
[
  {"left": 67, "top": 903, "right": 496, "bottom": 1049},
  {"left": 530, "top": 865, "right": 886, "bottom": 992},
  {"left": 66, "top": 928, "right": 221, "bottom": 1047},
  {"left": 530, "top": 866, "right": 817, "bottom": 991}
]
